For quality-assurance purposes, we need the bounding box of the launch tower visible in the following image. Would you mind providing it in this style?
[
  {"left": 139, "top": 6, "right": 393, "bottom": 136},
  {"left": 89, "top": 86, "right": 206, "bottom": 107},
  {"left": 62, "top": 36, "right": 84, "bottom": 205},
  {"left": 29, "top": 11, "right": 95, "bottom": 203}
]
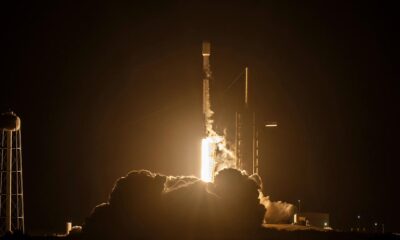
[{"left": 235, "top": 68, "right": 259, "bottom": 175}]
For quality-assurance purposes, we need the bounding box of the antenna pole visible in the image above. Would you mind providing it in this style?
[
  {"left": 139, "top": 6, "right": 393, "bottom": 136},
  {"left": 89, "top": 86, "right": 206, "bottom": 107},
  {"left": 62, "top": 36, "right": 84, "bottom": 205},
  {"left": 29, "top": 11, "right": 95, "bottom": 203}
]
[{"left": 245, "top": 67, "right": 249, "bottom": 107}]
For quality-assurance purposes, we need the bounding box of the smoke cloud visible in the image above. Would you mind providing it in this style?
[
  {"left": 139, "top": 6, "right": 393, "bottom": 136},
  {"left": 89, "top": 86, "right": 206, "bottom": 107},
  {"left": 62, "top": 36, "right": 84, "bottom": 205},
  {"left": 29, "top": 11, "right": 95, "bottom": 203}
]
[
  {"left": 83, "top": 170, "right": 166, "bottom": 239},
  {"left": 82, "top": 168, "right": 266, "bottom": 240},
  {"left": 163, "top": 175, "right": 199, "bottom": 192},
  {"left": 250, "top": 173, "right": 295, "bottom": 224},
  {"left": 260, "top": 194, "right": 296, "bottom": 224}
]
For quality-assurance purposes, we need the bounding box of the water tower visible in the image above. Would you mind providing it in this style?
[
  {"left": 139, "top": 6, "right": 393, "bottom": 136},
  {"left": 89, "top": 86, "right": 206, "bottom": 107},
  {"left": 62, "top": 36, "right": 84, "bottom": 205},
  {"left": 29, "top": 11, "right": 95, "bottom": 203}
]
[{"left": 0, "top": 112, "right": 24, "bottom": 234}]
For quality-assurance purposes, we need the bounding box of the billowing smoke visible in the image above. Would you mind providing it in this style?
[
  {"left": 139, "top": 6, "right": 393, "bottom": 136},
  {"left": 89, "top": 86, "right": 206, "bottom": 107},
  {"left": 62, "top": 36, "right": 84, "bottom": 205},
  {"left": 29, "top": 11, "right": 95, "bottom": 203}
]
[
  {"left": 83, "top": 170, "right": 166, "bottom": 239},
  {"left": 260, "top": 194, "right": 296, "bottom": 224},
  {"left": 82, "top": 168, "right": 264, "bottom": 240},
  {"left": 163, "top": 175, "right": 199, "bottom": 192},
  {"left": 250, "top": 173, "right": 295, "bottom": 224},
  {"left": 212, "top": 133, "right": 237, "bottom": 172}
]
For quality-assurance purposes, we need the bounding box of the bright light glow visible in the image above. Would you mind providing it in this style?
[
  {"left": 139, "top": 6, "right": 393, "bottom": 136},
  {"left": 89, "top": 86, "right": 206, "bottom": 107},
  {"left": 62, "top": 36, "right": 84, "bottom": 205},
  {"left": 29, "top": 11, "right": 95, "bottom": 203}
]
[
  {"left": 201, "top": 136, "right": 225, "bottom": 182},
  {"left": 201, "top": 138, "right": 214, "bottom": 182},
  {"left": 201, "top": 134, "right": 236, "bottom": 182},
  {"left": 265, "top": 122, "right": 278, "bottom": 127}
]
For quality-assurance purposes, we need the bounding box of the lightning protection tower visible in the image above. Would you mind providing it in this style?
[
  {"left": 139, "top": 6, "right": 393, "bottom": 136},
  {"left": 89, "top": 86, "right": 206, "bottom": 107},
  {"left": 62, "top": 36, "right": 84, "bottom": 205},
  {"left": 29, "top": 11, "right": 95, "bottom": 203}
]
[
  {"left": 235, "top": 68, "right": 259, "bottom": 175},
  {"left": 0, "top": 112, "right": 24, "bottom": 235}
]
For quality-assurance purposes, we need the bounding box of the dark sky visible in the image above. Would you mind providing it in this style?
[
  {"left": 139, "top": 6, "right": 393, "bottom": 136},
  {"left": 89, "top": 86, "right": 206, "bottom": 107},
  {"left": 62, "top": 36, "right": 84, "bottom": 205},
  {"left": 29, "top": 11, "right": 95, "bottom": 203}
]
[{"left": 1, "top": 1, "right": 398, "bottom": 234}]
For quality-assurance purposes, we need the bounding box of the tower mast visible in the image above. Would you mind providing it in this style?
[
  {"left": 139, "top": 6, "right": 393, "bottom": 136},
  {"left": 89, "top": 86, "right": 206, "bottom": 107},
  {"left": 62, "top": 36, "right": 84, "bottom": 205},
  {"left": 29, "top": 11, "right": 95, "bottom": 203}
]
[{"left": 235, "top": 67, "right": 259, "bottom": 174}]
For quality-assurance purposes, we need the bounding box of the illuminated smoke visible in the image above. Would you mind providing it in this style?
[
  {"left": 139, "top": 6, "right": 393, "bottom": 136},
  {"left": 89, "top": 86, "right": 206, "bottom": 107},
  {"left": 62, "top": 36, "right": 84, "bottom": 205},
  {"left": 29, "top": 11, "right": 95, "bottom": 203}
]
[
  {"left": 259, "top": 193, "right": 296, "bottom": 224},
  {"left": 250, "top": 173, "right": 295, "bottom": 224},
  {"left": 201, "top": 92, "right": 236, "bottom": 182},
  {"left": 200, "top": 103, "right": 294, "bottom": 223},
  {"left": 83, "top": 168, "right": 264, "bottom": 239},
  {"left": 201, "top": 134, "right": 236, "bottom": 182},
  {"left": 163, "top": 175, "right": 199, "bottom": 192},
  {"left": 200, "top": 132, "right": 295, "bottom": 223}
]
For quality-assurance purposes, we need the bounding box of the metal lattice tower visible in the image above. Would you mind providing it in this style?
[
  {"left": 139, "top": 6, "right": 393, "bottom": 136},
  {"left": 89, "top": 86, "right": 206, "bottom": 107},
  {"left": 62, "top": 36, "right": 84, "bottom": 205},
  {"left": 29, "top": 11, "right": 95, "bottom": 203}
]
[
  {"left": 0, "top": 112, "right": 24, "bottom": 235},
  {"left": 235, "top": 68, "right": 259, "bottom": 175}
]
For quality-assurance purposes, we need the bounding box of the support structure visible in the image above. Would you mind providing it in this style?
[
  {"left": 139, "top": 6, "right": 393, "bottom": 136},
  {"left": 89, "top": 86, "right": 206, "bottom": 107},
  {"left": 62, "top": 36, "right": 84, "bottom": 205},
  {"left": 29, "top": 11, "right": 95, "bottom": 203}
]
[
  {"left": 235, "top": 68, "right": 259, "bottom": 175},
  {"left": 0, "top": 112, "right": 24, "bottom": 235}
]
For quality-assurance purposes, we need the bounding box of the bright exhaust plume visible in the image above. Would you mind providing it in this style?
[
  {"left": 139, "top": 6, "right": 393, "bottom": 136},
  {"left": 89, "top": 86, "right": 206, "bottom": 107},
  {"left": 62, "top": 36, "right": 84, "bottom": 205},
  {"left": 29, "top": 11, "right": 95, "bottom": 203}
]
[
  {"left": 201, "top": 135, "right": 235, "bottom": 182},
  {"left": 201, "top": 137, "right": 221, "bottom": 182},
  {"left": 201, "top": 138, "right": 214, "bottom": 182}
]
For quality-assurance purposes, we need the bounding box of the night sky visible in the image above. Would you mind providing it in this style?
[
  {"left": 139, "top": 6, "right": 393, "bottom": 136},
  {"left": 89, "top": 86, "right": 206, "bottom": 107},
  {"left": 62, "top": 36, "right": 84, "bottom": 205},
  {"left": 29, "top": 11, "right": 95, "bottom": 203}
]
[{"left": 1, "top": 1, "right": 398, "bottom": 234}]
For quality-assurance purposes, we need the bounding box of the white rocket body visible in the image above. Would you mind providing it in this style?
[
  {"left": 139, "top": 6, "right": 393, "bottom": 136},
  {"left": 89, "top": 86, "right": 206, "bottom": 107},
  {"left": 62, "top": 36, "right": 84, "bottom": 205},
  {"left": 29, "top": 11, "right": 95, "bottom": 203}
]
[{"left": 202, "top": 42, "right": 212, "bottom": 136}]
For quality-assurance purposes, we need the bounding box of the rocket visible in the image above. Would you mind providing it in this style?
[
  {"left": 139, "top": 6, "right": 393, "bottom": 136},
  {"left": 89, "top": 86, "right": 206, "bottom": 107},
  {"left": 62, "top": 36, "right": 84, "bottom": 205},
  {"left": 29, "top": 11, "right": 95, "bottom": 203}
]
[{"left": 202, "top": 41, "right": 212, "bottom": 136}]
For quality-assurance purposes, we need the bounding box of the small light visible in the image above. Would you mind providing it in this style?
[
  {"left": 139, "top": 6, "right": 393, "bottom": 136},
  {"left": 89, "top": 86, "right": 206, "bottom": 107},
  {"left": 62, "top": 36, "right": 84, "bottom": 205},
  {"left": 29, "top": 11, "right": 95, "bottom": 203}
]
[
  {"left": 265, "top": 122, "right": 278, "bottom": 127},
  {"left": 357, "top": 215, "right": 361, "bottom": 219},
  {"left": 324, "top": 222, "right": 328, "bottom": 227},
  {"left": 374, "top": 222, "right": 378, "bottom": 227}
]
